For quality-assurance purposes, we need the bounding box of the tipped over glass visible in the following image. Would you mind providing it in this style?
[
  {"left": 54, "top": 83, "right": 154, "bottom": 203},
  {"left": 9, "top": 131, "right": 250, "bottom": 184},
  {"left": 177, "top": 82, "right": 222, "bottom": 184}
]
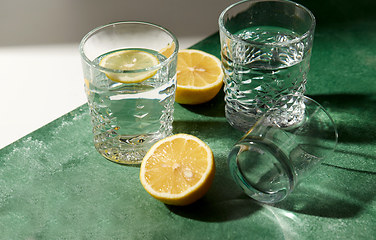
[{"left": 228, "top": 95, "right": 338, "bottom": 204}]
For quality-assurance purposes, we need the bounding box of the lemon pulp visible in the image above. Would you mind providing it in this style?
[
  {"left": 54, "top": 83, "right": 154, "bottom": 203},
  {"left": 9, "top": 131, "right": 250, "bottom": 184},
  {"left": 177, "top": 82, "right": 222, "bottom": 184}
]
[
  {"left": 175, "top": 49, "right": 224, "bottom": 105},
  {"left": 140, "top": 134, "right": 215, "bottom": 206}
]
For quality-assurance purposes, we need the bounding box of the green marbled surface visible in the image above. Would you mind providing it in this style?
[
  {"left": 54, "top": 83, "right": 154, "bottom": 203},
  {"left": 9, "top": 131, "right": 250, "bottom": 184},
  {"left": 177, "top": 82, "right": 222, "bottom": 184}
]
[{"left": 1, "top": 1, "right": 376, "bottom": 238}]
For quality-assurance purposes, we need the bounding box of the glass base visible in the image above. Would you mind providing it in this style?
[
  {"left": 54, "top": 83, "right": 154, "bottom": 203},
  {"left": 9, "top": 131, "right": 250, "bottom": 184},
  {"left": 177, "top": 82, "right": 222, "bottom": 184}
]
[
  {"left": 93, "top": 133, "right": 170, "bottom": 165},
  {"left": 95, "top": 144, "right": 146, "bottom": 165}
]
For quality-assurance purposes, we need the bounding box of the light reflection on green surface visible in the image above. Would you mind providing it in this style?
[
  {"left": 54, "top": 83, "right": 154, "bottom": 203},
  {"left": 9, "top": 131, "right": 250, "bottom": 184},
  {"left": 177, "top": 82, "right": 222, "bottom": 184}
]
[{"left": 1, "top": 4, "right": 376, "bottom": 237}]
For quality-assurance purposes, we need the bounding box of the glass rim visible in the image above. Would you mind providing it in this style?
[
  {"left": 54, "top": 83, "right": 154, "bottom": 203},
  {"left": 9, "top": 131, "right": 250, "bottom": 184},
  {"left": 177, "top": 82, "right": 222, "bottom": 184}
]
[
  {"left": 218, "top": 0, "right": 316, "bottom": 46},
  {"left": 79, "top": 21, "right": 179, "bottom": 74}
]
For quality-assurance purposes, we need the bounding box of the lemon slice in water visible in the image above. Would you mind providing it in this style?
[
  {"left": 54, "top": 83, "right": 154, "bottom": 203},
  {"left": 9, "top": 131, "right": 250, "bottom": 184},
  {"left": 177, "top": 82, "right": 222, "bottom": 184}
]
[{"left": 99, "top": 49, "right": 160, "bottom": 83}]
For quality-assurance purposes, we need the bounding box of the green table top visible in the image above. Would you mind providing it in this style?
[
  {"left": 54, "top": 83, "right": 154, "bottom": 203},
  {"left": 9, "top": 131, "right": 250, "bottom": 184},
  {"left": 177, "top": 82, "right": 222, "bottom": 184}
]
[{"left": 1, "top": 1, "right": 376, "bottom": 239}]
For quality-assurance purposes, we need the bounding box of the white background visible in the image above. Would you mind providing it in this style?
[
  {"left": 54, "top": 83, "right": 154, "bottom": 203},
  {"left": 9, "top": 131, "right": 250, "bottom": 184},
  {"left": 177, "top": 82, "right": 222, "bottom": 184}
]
[{"left": 0, "top": 0, "right": 236, "bottom": 149}]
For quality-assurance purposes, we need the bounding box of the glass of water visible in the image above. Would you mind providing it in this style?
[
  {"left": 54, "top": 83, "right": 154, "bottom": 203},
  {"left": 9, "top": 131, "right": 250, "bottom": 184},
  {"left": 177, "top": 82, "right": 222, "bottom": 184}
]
[
  {"left": 219, "top": 0, "right": 316, "bottom": 132},
  {"left": 79, "top": 21, "right": 179, "bottom": 165},
  {"left": 228, "top": 95, "right": 338, "bottom": 204}
]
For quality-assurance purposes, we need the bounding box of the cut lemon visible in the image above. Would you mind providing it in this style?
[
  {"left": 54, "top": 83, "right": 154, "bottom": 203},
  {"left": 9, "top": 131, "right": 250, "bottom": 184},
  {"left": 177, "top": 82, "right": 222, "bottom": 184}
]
[
  {"left": 176, "top": 49, "right": 224, "bottom": 105},
  {"left": 99, "top": 49, "right": 159, "bottom": 83},
  {"left": 140, "top": 134, "right": 215, "bottom": 206},
  {"left": 159, "top": 42, "right": 176, "bottom": 58}
]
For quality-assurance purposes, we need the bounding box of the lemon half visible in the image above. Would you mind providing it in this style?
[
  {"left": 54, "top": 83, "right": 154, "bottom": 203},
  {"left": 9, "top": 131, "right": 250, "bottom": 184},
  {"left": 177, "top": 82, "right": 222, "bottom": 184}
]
[
  {"left": 140, "top": 134, "right": 215, "bottom": 206},
  {"left": 175, "top": 49, "right": 224, "bottom": 105}
]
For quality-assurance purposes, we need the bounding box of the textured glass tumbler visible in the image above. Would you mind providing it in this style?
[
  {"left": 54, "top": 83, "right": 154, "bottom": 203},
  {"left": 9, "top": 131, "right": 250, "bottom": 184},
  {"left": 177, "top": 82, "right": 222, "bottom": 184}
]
[
  {"left": 219, "top": 0, "right": 316, "bottom": 132},
  {"left": 228, "top": 96, "right": 338, "bottom": 204},
  {"left": 79, "top": 21, "right": 179, "bottom": 165}
]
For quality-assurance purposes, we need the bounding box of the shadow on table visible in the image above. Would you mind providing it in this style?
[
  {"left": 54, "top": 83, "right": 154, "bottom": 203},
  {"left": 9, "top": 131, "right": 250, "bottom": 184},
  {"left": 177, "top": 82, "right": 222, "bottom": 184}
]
[
  {"left": 274, "top": 163, "right": 376, "bottom": 219},
  {"left": 274, "top": 93, "right": 376, "bottom": 218},
  {"left": 294, "top": 0, "right": 376, "bottom": 26},
  {"left": 167, "top": 153, "right": 263, "bottom": 223},
  {"left": 177, "top": 87, "right": 226, "bottom": 118},
  {"left": 168, "top": 160, "right": 376, "bottom": 222},
  {"left": 308, "top": 93, "right": 376, "bottom": 144},
  {"left": 172, "top": 119, "right": 243, "bottom": 147},
  {"left": 166, "top": 193, "right": 262, "bottom": 223},
  {"left": 171, "top": 93, "right": 376, "bottom": 222},
  {"left": 169, "top": 162, "right": 376, "bottom": 222}
]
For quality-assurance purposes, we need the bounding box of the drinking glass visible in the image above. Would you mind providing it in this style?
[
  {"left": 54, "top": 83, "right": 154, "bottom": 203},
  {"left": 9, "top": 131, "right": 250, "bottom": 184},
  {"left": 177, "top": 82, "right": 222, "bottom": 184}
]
[
  {"left": 79, "top": 21, "right": 179, "bottom": 165},
  {"left": 228, "top": 95, "right": 338, "bottom": 203},
  {"left": 219, "top": 0, "right": 316, "bottom": 132}
]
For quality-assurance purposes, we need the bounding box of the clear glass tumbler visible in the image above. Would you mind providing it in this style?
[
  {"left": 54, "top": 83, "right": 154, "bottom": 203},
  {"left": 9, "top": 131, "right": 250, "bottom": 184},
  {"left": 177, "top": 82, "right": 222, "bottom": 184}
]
[
  {"left": 219, "top": 0, "right": 316, "bottom": 132},
  {"left": 228, "top": 95, "right": 338, "bottom": 204},
  {"left": 79, "top": 21, "right": 179, "bottom": 165}
]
